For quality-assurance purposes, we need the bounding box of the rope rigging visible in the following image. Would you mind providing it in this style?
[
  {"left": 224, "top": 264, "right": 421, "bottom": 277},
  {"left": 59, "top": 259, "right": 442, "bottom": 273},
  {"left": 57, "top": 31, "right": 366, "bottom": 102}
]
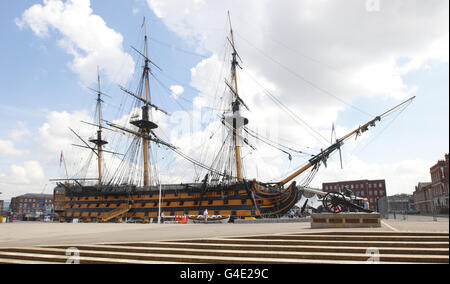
[{"left": 63, "top": 15, "right": 416, "bottom": 190}]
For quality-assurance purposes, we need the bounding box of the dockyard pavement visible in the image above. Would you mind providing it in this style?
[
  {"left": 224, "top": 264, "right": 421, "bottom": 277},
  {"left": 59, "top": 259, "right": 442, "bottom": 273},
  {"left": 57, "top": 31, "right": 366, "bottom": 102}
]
[{"left": 0, "top": 215, "right": 447, "bottom": 248}]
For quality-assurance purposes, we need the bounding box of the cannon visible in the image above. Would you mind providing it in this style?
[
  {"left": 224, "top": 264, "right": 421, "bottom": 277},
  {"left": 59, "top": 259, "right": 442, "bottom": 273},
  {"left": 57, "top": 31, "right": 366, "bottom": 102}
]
[{"left": 321, "top": 187, "right": 373, "bottom": 213}]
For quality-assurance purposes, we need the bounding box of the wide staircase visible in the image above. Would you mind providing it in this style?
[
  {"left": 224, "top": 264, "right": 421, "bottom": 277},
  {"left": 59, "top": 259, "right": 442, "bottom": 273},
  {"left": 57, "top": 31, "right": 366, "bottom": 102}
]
[
  {"left": 0, "top": 231, "right": 447, "bottom": 264},
  {"left": 99, "top": 205, "right": 132, "bottom": 223}
]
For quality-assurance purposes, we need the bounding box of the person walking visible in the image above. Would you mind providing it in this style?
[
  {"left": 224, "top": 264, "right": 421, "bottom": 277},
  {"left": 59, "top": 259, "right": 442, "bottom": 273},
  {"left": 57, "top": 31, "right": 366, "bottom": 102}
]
[{"left": 203, "top": 209, "right": 209, "bottom": 223}]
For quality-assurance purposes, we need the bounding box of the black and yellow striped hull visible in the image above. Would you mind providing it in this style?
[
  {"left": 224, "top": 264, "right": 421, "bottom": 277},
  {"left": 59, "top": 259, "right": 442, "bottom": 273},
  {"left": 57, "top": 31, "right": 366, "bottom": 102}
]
[{"left": 56, "top": 180, "right": 299, "bottom": 222}]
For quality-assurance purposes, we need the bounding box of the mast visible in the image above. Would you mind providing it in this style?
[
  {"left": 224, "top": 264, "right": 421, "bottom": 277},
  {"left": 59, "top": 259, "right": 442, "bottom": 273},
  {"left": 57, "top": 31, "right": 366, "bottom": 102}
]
[
  {"left": 142, "top": 20, "right": 151, "bottom": 187},
  {"left": 96, "top": 69, "right": 103, "bottom": 184},
  {"left": 227, "top": 11, "right": 247, "bottom": 183},
  {"left": 128, "top": 17, "right": 158, "bottom": 187},
  {"left": 89, "top": 67, "right": 108, "bottom": 184}
]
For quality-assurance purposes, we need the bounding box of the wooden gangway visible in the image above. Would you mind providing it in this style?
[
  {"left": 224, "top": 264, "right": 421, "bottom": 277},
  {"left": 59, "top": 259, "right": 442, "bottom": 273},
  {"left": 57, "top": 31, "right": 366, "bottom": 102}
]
[{"left": 100, "top": 205, "right": 132, "bottom": 223}]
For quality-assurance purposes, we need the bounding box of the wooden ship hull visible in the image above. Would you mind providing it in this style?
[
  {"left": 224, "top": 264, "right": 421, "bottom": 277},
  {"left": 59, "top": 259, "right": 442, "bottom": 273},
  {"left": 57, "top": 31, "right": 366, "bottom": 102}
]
[{"left": 56, "top": 181, "right": 298, "bottom": 223}]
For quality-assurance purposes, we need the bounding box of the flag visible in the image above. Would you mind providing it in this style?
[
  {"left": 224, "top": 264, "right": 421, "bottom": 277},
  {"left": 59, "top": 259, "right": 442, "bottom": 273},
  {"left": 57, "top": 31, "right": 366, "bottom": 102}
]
[
  {"left": 331, "top": 123, "right": 336, "bottom": 143},
  {"left": 59, "top": 151, "right": 63, "bottom": 168},
  {"left": 141, "top": 17, "right": 146, "bottom": 29}
]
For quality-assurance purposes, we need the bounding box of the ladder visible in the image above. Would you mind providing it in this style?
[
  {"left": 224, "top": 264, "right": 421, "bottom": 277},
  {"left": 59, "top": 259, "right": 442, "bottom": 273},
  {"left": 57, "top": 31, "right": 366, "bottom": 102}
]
[{"left": 100, "top": 205, "right": 132, "bottom": 223}]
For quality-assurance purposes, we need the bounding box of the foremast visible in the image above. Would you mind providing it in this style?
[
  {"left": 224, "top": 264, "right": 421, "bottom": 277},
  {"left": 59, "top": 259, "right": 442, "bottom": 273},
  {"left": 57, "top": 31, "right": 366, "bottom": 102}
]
[
  {"left": 141, "top": 24, "right": 153, "bottom": 187},
  {"left": 226, "top": 11, "right": 248, "bottom": 183}
]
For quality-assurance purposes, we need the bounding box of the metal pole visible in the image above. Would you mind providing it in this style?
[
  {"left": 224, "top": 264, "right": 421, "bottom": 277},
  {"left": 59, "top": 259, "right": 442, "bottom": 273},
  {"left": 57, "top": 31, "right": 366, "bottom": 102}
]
[
  {"left": 0, "top": 192, "right": 2, "bottom": 220},
  {"left": 158, "top": 176, "right": 162, "bottom": 224},
  {"left": 432, "top": 201, "right": 437, "bottom": 222}
]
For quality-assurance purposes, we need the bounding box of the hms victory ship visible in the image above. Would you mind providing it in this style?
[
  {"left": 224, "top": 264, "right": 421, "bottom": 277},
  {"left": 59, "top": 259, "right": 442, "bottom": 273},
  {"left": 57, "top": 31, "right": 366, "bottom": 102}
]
[{"left": 52, "top": 15, "right": 415, "bottom": 223}]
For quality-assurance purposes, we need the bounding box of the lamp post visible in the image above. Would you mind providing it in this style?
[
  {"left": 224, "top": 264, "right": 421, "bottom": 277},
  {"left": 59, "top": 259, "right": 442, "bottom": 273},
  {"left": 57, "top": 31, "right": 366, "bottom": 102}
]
[{"left": 158, "top": 176, "right": 162, "bottom": 224}]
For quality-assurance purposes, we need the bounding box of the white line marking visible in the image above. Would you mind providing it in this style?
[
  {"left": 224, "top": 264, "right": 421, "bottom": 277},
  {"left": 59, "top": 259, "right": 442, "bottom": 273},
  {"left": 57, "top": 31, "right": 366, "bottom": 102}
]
[{"left": 381, "top": 221, "right": 399, "bottom": 232}]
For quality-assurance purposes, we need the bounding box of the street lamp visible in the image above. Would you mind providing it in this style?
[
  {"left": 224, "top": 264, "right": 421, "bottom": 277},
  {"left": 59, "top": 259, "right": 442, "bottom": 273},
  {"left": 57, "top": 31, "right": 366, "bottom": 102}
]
[{"left": 158, "top": 175, "right": 162, "bottom": 224}]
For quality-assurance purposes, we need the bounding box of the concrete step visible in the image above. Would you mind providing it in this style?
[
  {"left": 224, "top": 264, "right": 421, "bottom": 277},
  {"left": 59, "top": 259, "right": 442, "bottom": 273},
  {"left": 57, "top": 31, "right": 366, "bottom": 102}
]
[
  {"left": 93, "top": 241, "right": 448, "bottom": 255},
  {"left": 42, "top": 244, "right": 449, "bottom": 263},
  {"left": 230, "top": 234, "right": 449, "bottom": 242},
  {"left": 0, "top": 250, "right": 189, "bottom": 264},
  {"left": 0, "top": 231, "right": 446, "bottom": 264},
  {"left": 0, "top": 247, "right": 434, "bottom": 264},
  {"left": 290, "top": 231, "right": 449, "bottom": 237},
  {"left": 0, "top": 258, "right": 61, "bottom": 264},
  {"left": 167, "top": 238, "right": 450, "bottom": 248}
]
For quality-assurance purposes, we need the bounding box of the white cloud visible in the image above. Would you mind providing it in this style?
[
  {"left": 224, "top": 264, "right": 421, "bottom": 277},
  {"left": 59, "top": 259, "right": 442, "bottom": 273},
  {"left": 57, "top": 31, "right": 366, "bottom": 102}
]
[
  {"left": 0, "top": 139, "right": 29, "bottom": 157},
  {"left": 0, "top": 161, "right": 48, "bottom": 200},
  {"left": 9, "top": 161, "right": 46, "bottom": 185},
  {"left": 146, "top": 0, "right": 448, "bottom": 120},
  {"left": 36, "top": 110, "right": 98, "bottom": 179},
  {"left": 9, "top": 122, "right": 32, "bottom": 141},
  {"left": 170, "top": 85, "right": 184, "bottom": 100},
  {"left": 16, "top": 0, "right": 135, "bottom": 85},
  {"left": 144, "top": 0, "right": 448, "bottom": 193}
]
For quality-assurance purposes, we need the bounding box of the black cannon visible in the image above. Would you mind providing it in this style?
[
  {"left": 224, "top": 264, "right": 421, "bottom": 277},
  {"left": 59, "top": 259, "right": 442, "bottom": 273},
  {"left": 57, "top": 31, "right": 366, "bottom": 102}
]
[{"left": 322, "top": 187, "right": 373, "bottom": 214}]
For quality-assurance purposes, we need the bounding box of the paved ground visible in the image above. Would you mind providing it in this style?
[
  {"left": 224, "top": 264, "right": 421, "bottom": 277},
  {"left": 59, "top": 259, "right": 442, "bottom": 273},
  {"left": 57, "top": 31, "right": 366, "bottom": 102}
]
[{"left": 0, "top": 215, "right": 447, "bottom": 248}]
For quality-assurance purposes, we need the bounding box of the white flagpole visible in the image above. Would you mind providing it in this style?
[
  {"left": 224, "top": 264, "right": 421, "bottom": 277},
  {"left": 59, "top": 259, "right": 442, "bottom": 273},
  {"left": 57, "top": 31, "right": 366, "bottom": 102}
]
[
  {"left": 158, "top": 174, "right": 162, "bottom": 224},
  {"left": 61, "top": 151, "right": 69, "bottom": 180}
]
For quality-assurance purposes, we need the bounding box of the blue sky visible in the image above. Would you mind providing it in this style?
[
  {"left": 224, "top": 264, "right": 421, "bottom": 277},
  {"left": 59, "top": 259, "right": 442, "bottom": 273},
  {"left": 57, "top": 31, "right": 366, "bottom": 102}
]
[{"left": 0, "top": 0, "right": 448, "bottom": 201}]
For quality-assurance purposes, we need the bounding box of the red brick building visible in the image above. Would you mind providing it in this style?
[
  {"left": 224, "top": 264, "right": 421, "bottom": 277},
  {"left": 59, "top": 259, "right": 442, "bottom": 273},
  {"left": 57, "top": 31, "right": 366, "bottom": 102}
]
[
  {"left": 322, "top": 179, "right": 387, "bottom": 211},
  {"left": 413, "top": 182, "right": 433, "bottom": 214},
  {"left": 10, "top": 194, "right": 53, "bottom": 219},
  {"left": 413, "top": 154, "right": 449, "bottom": 214},
  {"left": 430, "top": 154, "right": 449, "bottom": 212}
]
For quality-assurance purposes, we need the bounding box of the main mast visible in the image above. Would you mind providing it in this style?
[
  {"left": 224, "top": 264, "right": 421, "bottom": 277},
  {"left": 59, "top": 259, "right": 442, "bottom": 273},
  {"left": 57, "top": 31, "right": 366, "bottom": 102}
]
[
  {"left": 129, "top": 18, "right": 158, "bottom": 187},
  {"left": 227, "top": 11, "right": 247, "bottom": 183}
]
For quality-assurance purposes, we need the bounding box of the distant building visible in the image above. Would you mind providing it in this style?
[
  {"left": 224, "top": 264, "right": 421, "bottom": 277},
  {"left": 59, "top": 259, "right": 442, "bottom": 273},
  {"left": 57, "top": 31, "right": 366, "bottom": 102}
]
[
  {"left": 430, "top": 154, "right": 449, "bottom": 212},
  {"left": 10, "top": 194, "right": 53, "bottom": 219},
  {"left": 413, "top": 182, "right": 432, "bottom": 214},
  {"left": 0, "top": 200, "right": 4, "bottom": 216},
  {"left": 322, "top": 179, "right": 387, "bottom": 211},
  {"left": 380, "top": 194, "right": 414, "bottom": 213},
  {"left": 413, "top": 153, "right": 449, "bottom": 214}
]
